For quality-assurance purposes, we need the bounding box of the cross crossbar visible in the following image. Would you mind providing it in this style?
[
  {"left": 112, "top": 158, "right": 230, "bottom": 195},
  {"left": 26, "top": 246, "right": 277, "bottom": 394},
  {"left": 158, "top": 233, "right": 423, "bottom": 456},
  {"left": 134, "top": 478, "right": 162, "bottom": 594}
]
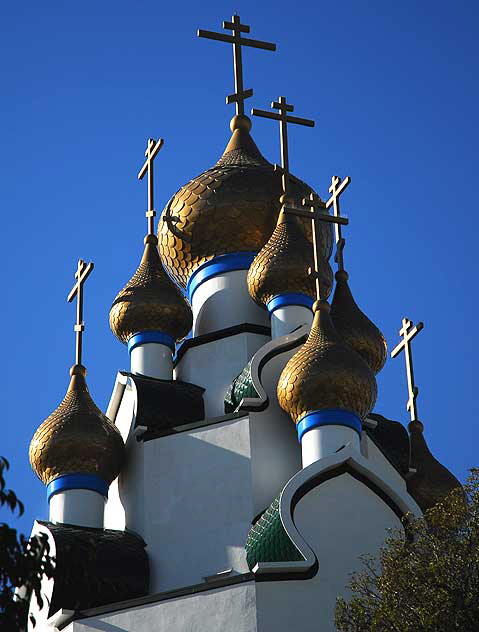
[
  {"left": 391, "top": 317, "right": 424, "bottom": 422},
  {"left": 284, "top": 194, "right": 345, "bottom": 301},
  {"left": 67, "top": 259, "right": 94, "bottom": 367},
  {"left": 198, "top": 15, "right": 276, "bottom": 116},
  {"left": 138, "top": 137, "right": 164, "bottom": 235},
  {"left": 252, "top": 96, "right": 314, "bottom": 194},
  {"left": 325, "top": 175, "right": 351, "bottom": 271}
]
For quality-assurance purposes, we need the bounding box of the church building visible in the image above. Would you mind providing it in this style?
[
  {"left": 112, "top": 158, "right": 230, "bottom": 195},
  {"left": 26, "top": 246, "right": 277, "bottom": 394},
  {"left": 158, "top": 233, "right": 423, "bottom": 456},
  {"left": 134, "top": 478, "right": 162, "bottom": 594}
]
[{"left": 26, "top": 15, "right": 460, "bottom": 632}]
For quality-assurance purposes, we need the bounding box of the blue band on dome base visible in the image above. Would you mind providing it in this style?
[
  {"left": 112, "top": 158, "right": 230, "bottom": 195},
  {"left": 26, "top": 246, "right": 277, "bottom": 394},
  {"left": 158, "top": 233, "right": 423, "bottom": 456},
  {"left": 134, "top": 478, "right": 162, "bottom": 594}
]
[
  {"left": 266, "top": 293, "right": 314, "bottom": 314},
  {"left": 127, "top": 331, "right": 175, "bottom": 353},
  {"left": 296, "top": 409, "right": 362, "bottom": 443},
  {"left": 186, "top": 252, "right": 257, "bottom": 301},
  {"left": 47, "top": 474, "right": 109, "bottom": 502}
]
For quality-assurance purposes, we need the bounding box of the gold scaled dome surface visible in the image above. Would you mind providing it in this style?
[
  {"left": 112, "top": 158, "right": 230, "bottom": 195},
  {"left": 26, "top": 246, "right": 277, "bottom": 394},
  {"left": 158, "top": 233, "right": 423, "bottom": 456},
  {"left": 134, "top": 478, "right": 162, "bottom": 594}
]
[
  {"left": 110, "top": 234, "right": 192, "bottom": 343},
  {"left": 247, "top": 209, "right": 333, "bottom": 306},
  {"left": 158, "top": 115, "right": 333, "bottom": 288},
  {"left": 277, "top": 301, "right": 377, "bottom": 424},
  {"left": 330, "top": 269, "right": 387, "bottom": 374},
  {"left": 29, "top": 365, "right": 125, "bottom": 485}
]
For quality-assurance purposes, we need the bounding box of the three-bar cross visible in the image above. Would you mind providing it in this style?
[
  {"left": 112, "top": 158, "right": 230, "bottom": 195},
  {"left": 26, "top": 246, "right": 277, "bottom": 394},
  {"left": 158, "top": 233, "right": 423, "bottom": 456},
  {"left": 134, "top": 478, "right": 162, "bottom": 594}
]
[
  {"left": 252, "top": 96, "right": 314, "bottom": 194},
  {"left": 283, "top": 194, "right": 349, "bottom": 301},
  {"left": 67, "top": 259, "right": 94, "bottom": 366},
  {"left": 198, "top": 15, "right": 276, "bottom": 116},
  {"left": 326, "top": 175, "right": 351, "bottom": 271},
  {"left": 138, "top": 137, "right": 164, "bottom": 235},
  {"left": 391, "top": 317, "right": 424, "bottom": 422}
]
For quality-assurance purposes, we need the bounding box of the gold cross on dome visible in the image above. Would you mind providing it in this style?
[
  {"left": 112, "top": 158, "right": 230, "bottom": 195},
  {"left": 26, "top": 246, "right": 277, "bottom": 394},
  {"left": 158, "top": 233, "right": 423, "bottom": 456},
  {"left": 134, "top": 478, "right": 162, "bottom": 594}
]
[
  {"left": 138, "top": 137, "right": 164, "bottom": 235},
  {"left": 198, "top": 15, "right": 276, "bottom": 116},
  {"left": 391, "top": 317, "right": 424, "bottom": 422},
  {"left": 326, "top": 175, "right": 351, "bottom": 271},
  {"left": 252, "top": 96, "right": 314, "bottom": 194},
  {"left": 67, "top": 259, "right": 94, "bottom": 366},
  {"left": 283, "top": 193, "right": 348, "bottom": 301}
]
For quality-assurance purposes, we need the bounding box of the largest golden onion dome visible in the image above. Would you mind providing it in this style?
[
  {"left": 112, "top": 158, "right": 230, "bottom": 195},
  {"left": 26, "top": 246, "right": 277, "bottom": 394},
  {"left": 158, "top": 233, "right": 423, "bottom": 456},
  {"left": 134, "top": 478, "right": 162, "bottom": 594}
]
[
  {"left": 29, "top": 364, "right": 125, "bottom": 485},
  {"left": 330, "top": 269, "right": 387, "bottom": 374},
  {"left": 278, "top": 300, "right": 377, "bottom": 424},
  {"left": 110, "top": 234, "right": 192, "bottom": 344},
  {"left": 247, "top": 207, "right": 333, "bottom": 307},
  {"left": 158, "top": 115, "right": 333, "bottom": 288}
]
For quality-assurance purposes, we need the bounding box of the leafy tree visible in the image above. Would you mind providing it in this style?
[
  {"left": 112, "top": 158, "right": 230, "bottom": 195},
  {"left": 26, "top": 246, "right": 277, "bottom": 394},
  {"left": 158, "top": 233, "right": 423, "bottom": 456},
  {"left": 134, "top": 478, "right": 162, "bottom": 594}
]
[
  {"left": 335, "top": 469, "right": 479, "bottom": 632},
  {"left": 0, "top": 457, "right": 55, "bottom": 631}
]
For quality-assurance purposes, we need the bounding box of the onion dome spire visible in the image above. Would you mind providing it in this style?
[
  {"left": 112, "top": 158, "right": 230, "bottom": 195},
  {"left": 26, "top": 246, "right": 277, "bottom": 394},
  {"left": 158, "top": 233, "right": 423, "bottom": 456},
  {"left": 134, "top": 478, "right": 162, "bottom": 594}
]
[
  {"left": 29, "top": 364, "right": 124, "bottom": 488},
  {"left": 247, "top": 205, "right": 333, "bottom": 309},
  {"left": 324, "top": 175, "right": 386, "bottom": 374},
  {"left": 109, "top": 233, "right": 192, "bottom": 345},
  {"left": 110, "top": 137, "right": 193, "bottom": 346},
  {"left": 159, "top": 19, "right": 332, "bottom": 289},
  {"left": 277, "top": 299, "right": 377, "bottom": 428},
  {"left": 29, "top": 260, "right": 124, "bottom": 495},
  {"left": 330, "top": 269, "right": 387, "bottom": 374}
]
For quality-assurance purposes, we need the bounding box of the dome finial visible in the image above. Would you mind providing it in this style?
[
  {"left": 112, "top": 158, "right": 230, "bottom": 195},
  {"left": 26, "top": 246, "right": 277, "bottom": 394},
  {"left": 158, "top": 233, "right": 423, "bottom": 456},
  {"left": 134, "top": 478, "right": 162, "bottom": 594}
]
[
  {"left": 110, "top": 137, "right": 192, "bottom": 348},
  {"left": 325, "top": 175, "right": 351, "bottom": 272},
  {"left": 198, "top": 15, "right": 276, "bottom": 117},
  {"left": 30, "top": 260, "right": 125, "bottom": 514}
]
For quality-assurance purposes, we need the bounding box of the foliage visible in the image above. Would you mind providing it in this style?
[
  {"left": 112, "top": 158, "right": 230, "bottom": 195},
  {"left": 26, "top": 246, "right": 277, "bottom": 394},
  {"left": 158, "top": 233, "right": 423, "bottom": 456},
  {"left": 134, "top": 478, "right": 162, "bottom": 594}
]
[
  {"left": 335, "top": 469, "right": 479, "bottom": 632},
  {"left": 0, "top": 457, "right": 55, "bottom": 631}
]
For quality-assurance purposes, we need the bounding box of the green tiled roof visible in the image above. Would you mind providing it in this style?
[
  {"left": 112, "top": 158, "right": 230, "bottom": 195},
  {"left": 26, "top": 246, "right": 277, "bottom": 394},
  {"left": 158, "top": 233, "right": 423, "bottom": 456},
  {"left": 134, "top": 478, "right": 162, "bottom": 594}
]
[
  {"left": 245, "top": 496, "right": 302, "bottom": 569},
  {"left": 224, "top": 360, "right": 259, "bottom": 413}
]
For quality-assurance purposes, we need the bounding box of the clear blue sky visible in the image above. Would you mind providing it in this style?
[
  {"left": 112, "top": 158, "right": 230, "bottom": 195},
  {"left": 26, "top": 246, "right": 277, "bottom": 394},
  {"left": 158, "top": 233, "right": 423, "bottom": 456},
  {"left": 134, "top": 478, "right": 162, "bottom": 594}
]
[{"left": 2, "top": 0, "right": 478, "bottom": 536}]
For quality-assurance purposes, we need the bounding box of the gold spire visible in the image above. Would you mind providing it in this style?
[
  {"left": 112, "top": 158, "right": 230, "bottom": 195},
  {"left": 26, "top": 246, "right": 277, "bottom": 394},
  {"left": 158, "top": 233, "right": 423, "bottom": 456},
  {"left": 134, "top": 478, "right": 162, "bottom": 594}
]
[
  {"left": 198, "top": 14, "right": 276, "bottom": 116},
  {"left": 29, "top": 262, "right": 124, "bottom": 485},
  {"left": 29, "top": 364, "right": 125, "bottom": 485},
  {"left": 110, "top": 234, "right": 192, "bottom": 343},
  {"left": 276, "top": 187, "right": 377, "bottom": 426},
  {"left": 247, "top": 207, "right": 333, "bottom": 307},
  {"left": 330, "top": 269, "right": 387, "bottom": 374},
  {"left": 158, "top": 127, "right": 333, "bottom": 289},
  {"left": 277, "top": 300, "right": 377, "bottom": 424},
  {"left": 111, "top": 138, "right": 192, "bottom": 343}
]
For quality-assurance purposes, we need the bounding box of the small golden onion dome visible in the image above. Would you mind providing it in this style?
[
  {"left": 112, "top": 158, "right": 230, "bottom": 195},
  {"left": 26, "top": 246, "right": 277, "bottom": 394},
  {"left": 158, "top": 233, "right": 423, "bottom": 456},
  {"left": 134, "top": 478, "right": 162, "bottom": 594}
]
[
  {"left": 406, "top": 420, "right": 462, "bottom": 511},
  {"left": 109, "top": 234, "right": 192, "bottom": 343},
  {"left": 158, "top": 115, "right": 333, "bottom": 288},
  {"left": 29, "top": 364, "right": 125, "bottom": 485},
  {"left": 247, "top": 208, "right": 333, "bottom": 307},
  {"left": 277, "top": 300, "right": 377, "bottom": 423},
  {"left": 330, "top": 269, "right": 387, "bottom": 374}
]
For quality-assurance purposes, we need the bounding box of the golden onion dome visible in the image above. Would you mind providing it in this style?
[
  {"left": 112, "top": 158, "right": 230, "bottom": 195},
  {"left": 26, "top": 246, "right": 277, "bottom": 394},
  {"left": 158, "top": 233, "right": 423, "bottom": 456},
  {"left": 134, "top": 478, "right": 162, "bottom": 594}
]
[
  {"left": 330, "top": 269, "right": 387, "bottom": 374},
  {"left": 29, "top": 364, "right": 125, "bottom": 485},
  {"left": 277, "top": 300, "right": 377, "bottom": 424},
  {"left": 158, "top": 115, "right": 333, "bottom": 288},
  {"left": 109, "top": 234, "right": 192, "bottom": 344},
  {"left": 247, "top": 207, "right": 333, "bottom": 307}
]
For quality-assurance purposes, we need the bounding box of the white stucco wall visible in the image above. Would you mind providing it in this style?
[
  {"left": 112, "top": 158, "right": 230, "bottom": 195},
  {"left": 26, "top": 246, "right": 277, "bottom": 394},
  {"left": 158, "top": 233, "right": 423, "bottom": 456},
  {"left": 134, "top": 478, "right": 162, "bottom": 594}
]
[
  {"left": 130, "top": 417, "right": 254, "bottom": 594},
  {"left": 191, "top": 269, "right": 269, "bottom": 336},
  {"left": 66, "top": 580, "right": 257, "bottom": 632},
  {"left": 175, "top": 332, "right": 270, "bottom": 418},
  {"left": 256, "top": 473, "right": 403, "bottom": 632}
]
